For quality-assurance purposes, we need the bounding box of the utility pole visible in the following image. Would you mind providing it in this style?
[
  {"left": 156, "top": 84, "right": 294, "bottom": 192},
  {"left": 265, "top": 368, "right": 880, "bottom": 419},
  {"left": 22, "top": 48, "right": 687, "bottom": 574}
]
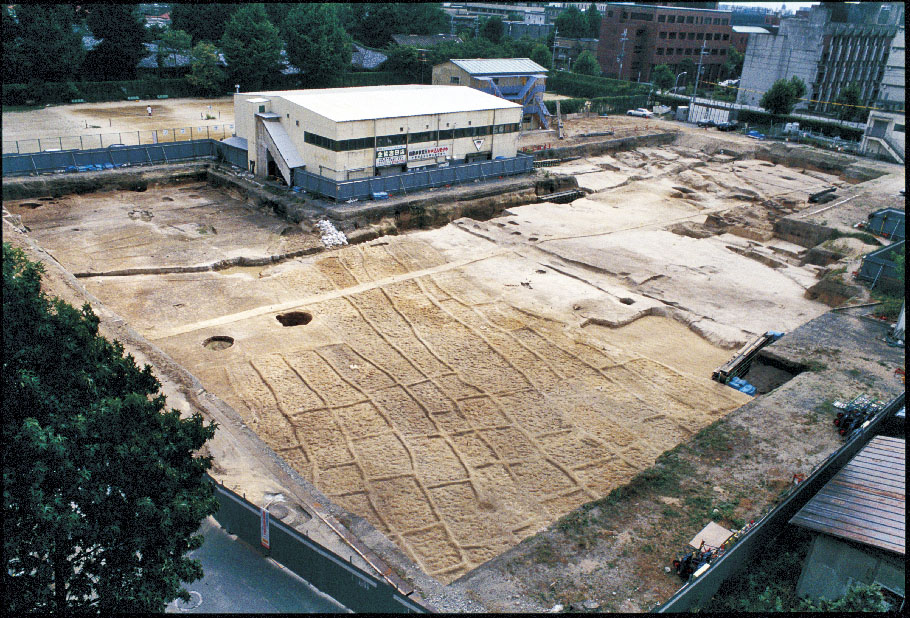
[
  {"left": 551, "top": 24, "right": 558, "bottom": 69},
  {"left": 691, "top": 40, "right": 708, "bottom": 119},
  {"left": 617, "top": 28, "right": 628, "bottom": 80}
]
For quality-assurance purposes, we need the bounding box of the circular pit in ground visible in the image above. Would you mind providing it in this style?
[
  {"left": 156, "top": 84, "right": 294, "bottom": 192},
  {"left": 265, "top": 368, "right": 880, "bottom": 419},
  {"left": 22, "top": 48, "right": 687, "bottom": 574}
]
[
  {"left": 276, "top": 311, "right": 312, "bottom": 327},
  {"left": 203, "top": 335, "right": 234, "bottom": 350}
]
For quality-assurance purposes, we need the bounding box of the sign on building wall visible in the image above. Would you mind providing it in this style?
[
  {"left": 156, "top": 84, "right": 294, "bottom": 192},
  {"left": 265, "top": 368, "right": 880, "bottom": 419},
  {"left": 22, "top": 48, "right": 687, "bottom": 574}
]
[
  {"left": 376, "top": 145, "right": 406, "bottom": 167},
  {"left": 408, "top": 145, "right": 450, "bottom": 161}
]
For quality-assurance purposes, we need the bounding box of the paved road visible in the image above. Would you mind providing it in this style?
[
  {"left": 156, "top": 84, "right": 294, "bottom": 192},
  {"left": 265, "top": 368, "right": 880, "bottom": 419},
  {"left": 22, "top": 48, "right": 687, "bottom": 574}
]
[{"left": 166, "top": 517, "right": 349, "bottom": 614}]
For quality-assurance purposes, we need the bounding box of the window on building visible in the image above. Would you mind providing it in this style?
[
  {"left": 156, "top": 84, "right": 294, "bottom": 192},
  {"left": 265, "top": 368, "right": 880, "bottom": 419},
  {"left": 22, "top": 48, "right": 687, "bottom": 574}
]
[
  {"left": 659, "top": 31, "right": 667, "bottom": 39},
  {"left": 607, "top": 10, "right": 612, "bottom": 17},
  {"left": 296, "top": 120, "right": 299, "bottom": 126},
  {"left": 677, "top": 48, "right": 683, "bottom": 55},
  {"left": 722, "top": 18, "right": 728, "bottom": 25},
  {"left": 667, "top": 15, "right": 675, "bottom": 23},
  {"left": 688, "top": 32, "right": 695, "bottom": 40},
  {"left": 686, "top": 15, "right": 694, "bottom": 23},
  {"left": 711, "top": 48, "right": 718, "bottom": 55},
  {"left": 376, "top": 133, "right": 406, "bottom": 147},
  {"left": 438, "top": 128, "right": 454, "bottom": 140},
  {"left": 714, "top": 18, "right": 721, "bottom": 25},
  {"left": 685, "top": 48, "right": 692, "bottom": 55},
  {"left": 658, "top": 14, "right": 665, "bottom": 22},
  {"left": 630, "top": 12, "right": 653, "bottom": 21},
  {"left": 636, "top": 29, "right": 645, "bottom": 35},
  {"left": 450, "top": 76, "right": 460, "bottom": 84},
  {"left": 696, "top": 32, "right": 703, "bottom": 40},
  {"left": 894, "top": 124, "right": 905, "bottom": 133},
  {"left": 656, "top": 48, "right": 664, "bottom": 55},
  {"left": 722, "top": 33, "right": 729, "bottom": 40},
  {"left": 409, "top": 130, "right": 437, "bottom": 144},
  {"left": 669, "top": 32, "right": 676, "bottom": 39},
  {"left": 622, "top": 11, "right": 628, "bottom": 19},
  {"left": 720, "top": 48, "right": 726, "bottom": 55}
]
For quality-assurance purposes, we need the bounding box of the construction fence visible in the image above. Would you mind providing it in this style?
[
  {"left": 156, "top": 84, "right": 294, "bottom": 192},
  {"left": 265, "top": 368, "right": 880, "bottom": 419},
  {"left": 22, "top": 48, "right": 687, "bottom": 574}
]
[
  {"left": 3, "top": 124, "right": 235, "bottom": 156},
  {"left": 1, "top": 139, "right": 249, "bottom": 177},
  {"left": 208, "top": 477, "right": 428, "bottom": 613},
  {"left": 291, "top": 154, "right": 535, "bottom": 201}
]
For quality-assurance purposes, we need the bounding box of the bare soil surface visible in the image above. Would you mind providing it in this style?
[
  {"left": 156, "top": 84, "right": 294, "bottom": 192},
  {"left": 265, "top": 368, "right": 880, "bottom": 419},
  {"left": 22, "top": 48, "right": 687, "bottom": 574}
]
[{"left": 3, "top": 109, "right": 905, "bottom": 611}]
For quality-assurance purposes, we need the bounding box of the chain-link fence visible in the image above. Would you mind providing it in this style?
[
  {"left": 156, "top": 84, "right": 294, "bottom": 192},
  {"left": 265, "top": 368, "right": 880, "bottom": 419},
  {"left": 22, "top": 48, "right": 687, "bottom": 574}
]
[{"left": 2, "top": 124, "right": 235, "bottom": 155}]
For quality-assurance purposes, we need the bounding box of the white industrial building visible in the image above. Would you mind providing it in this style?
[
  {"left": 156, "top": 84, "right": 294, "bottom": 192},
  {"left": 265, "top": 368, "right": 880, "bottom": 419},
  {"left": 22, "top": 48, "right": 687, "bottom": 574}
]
[{"left": 232, "top": 85, "right": 523, "bottom": 186}]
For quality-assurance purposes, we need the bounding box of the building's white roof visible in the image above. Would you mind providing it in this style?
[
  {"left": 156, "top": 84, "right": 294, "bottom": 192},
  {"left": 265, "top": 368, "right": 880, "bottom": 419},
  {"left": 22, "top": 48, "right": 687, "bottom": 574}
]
[
  {"left": 449, "top": 58, "right": 549, "bottom": 75},
  {"left": 732, "top": 25, "right": 771, "bottom": 34},
  {"left": 241, "top": 85, "right": 521, "bottom": 123}
]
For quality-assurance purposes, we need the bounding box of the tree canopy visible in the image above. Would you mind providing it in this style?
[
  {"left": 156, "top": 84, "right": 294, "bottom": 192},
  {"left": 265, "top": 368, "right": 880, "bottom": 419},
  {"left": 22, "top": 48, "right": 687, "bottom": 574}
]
[
  {"left": 723, "top": 45, "right": 744, "bottom": 80},
  {"left": 651, "top": 64, "right": 675, "bottom": 91},
  {"left": 82, "top": 4, "right": 147, "bottom": 80},
  {"left": 341, "top": 3, "right": 449, "bottom": 49},
  {"left": 479, "top": 16, "right": 504, "bottom": 44},
  {"left": 188, "top": 41, "right": 226, "bottom": 96},
  {"left": 555, "top": 6, "right": 588, "bottom": 38},
  {"left": 531, "top": 43, "right": 553, "bottom": 70},
  {"left": 284, "top": 3, "right": 353, "bottom": 88},
  {"left": 573, "top": 50, "right": 601, "bottom": 76},
  {"left": 2, "top": 4, "right": 85, "bottom": 84},
  {"left": 170, "top": 3, "right": 241, "bottom": 45},
  {"left": 585, "top": 3, "right": 602, "bottom": 38},
  {"left": 834, "top": 82, "right": 866, "bottom": 122},
  {"left": 759, "top": 76, "right": 807, "bottom": 115},
  {"left": 2, "top": 243, "right": 218, "bottom": 613},
  {"left": 220, "top": 3, "right": 283, "bottom": 91}
]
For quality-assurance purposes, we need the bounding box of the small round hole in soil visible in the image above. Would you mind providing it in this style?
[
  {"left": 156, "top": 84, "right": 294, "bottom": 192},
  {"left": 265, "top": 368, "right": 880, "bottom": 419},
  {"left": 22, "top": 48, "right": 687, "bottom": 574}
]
[
  {"left": 203, "top": 336, "right": 234, "bottom": 350},
  {"left": 276, "top": 311, "right": 312, "bottom": 327},
  {"left": 21, "top": 202, "right": 42, "bottom": 209},
  {"left": 620, "top": 298, "right": 635, "bottom": 305}
]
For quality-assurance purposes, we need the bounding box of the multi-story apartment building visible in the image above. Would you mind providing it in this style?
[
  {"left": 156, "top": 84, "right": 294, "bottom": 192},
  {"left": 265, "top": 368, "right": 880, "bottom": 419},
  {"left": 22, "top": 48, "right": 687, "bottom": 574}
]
[
  {"left": 596, "top": 3, "right": 736, "bottom": 83},
  {"left": 737, "top": 3, "right": 904, "bottom": 115}
]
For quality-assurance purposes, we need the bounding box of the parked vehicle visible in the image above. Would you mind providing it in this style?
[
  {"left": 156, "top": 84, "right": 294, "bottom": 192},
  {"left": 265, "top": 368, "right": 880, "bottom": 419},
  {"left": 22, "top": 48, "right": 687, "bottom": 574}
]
[
  {"left": 696, "top": 118, "right": 717, "bottom": 128},
  {"left": 716, "top": 121, "right": 739, "bottom": 132},
  {"left": 627, "top": 108, "right": 654, "bottom": 118},
  {"left": 746, "top": 130, "right": 766, "bottom": 140}
]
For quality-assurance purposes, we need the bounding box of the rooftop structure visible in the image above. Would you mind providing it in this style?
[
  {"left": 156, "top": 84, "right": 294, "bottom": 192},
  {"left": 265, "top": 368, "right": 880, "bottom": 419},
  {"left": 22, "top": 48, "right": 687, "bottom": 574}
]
[
  {"left": 233, "top": 85, "right": 524, "bottom": 186},
  {"left": 432, "top": 58, "right": 550, "bottom": 129}
]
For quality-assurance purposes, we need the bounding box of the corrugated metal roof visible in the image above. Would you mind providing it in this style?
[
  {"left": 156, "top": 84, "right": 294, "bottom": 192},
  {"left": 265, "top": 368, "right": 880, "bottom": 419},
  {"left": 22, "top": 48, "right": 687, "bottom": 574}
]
[
  {"left": 449, "top": 58, "right": 548, "bottom": 75},
  {"left": 790, "top": 436, "right": 904, "bottom": 555},
  {"left": 261, "top": 120, "right": 305, "bottom": 169},
  {"left": 245, "top": 85, "right": 520, "bottom": 123}
]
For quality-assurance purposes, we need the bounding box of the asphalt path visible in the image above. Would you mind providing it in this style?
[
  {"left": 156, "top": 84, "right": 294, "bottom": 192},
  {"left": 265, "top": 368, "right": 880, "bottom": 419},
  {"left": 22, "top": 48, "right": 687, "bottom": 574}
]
[{"left": 166, "top": 517, "right": 349, "bottom": 614}]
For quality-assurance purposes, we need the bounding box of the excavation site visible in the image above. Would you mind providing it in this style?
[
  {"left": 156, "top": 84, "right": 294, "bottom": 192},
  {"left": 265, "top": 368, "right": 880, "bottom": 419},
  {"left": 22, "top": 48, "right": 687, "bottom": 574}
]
[{"left": 4, "top": 118, "right": 904, "bottom": 609}]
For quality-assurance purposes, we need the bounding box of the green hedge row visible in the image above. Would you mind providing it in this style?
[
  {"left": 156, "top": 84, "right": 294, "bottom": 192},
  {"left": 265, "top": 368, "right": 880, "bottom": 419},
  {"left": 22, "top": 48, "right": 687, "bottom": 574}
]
[
  {"left": 544, "top": 94, "right": 650, "bottom": 116},
  {"left": 548, "top": 71, "right": 650, "bottom": 99},
  {"left": 2, "top": 78, "right": 206, "bottom": 105}
]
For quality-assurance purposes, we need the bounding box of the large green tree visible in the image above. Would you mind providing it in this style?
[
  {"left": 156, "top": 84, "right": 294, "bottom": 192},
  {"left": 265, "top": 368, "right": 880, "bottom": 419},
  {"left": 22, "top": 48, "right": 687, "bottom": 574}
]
[
  {"left": 834, "top": 82, "right": 866, "bottom": 122},
  {"left": 531, "top": 43, "right": 553, "bottom": 70},
  {"left": 220, "top": 3, "right": 283, "bottom": 92},
  {"left": 2, "top": 4, "right": 85, "bottom": 84},
  {"left": 188, "top": 41, "right": 226, "bottom": 96},
  {"left": 651, "top": 64, "right": 675, "bottom": 91},
  {"left": 284, "top": 3, "right": 353, "bottom": 88},
  {"left": 555, "top": 5, "right": 588, "bottom": 38},
  {"left": 759, "top": 76, "right": 807, "bottom": 115},
  {"left": 156, "top": 28, "right": 192, "bottom": 76},
  {"left": 342, "top": 3, "right": 448, "bottom": 49},
  {"left": 170, "top": 3, "right": 240, "bottom": 44},
  {"left": 480, "top": 16, "right": 504, "bottom": 44},
  {"left": 572, "top": 50, "right": 601, "bottom": 76},
  {"left": 82, "top": 4, "right": 147, "bottom": 80},
  {"left": 2, "top": 243, "right": 218, "bottom": 613},
  {"left": 723, "top": 45, "right": 744, "bottom": 80},
  {"left": 585, "top": 3, "right": 602, "bottom": 38}
]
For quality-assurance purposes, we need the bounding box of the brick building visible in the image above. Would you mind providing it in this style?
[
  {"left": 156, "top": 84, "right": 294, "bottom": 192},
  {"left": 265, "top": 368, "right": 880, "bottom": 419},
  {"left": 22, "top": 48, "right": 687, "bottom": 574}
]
[{"left": 596, "top": 3, "right": 736, "bottom": 83}]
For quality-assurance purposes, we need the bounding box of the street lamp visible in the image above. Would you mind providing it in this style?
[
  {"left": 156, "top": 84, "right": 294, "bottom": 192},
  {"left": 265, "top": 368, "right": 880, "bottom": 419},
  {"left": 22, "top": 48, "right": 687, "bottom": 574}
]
[{"left": 673, "top": 71, "right": 687, "bottom": 94}]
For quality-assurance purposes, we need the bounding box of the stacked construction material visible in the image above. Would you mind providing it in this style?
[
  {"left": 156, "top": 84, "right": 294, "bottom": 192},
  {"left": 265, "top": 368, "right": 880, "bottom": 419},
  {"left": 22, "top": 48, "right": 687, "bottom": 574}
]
[{"left": 316, "top": 219, "right": 347, "bottom": 248}]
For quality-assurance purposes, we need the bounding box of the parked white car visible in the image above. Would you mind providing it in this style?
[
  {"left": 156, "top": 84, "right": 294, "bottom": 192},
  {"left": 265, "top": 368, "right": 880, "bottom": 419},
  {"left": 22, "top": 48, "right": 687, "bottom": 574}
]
[{"left": 626, "top": 108, "right": 654, "bottom": 118}]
